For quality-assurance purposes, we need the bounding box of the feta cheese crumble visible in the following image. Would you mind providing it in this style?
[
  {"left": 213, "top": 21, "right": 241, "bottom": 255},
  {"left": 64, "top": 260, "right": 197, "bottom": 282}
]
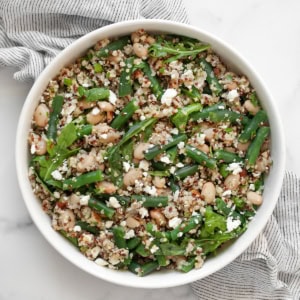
[
  {"left": 168, "top": 217, "right": 182, "bottom": 229},
  {"left": 161, "top": 88, "right": 177, "bottom": 106},
  {"left": 109, "top": 90, "right": 117, "bottom": 105},
  {"left": 51, "top": 170, "right": 63, "bottom": 181},
  {"left": 226, "top": 216, "right": 241, "bottom": 232},
  {"left": 226, "top": 162, "right": 243, "bottom": 175}
]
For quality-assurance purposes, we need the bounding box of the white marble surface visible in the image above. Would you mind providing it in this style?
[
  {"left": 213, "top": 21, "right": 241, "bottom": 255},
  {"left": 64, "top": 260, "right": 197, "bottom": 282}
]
[{"left": 1, "top": 0, "right": 299, "bottom": 299}]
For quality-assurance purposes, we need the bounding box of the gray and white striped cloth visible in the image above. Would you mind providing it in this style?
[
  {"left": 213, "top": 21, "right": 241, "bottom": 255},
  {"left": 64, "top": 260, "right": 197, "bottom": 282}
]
[{"left": 1, "top": 1, "right": 299, "bottom": 299}]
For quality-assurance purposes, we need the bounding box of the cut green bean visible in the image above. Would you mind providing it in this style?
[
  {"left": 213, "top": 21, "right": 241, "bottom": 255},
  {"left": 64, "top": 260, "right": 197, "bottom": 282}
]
[
  {"left": 190, "top": 102, "right": 224, "bottom": 121},
  {"left": 113, "top": 226, "right": 127, "bottom": 249},
  {"left": 209, "top": 110, "right": 249, "bottom": 125},
  {"left": 75, "top": 221, "right": 99, "bottom": 235},
  {"left": 88, "top": 197, "right": 115, "bottom": 219},
  {"left": 148, "top": 170, "right": 170, "bottom": 177},
  {"left": 185, "top": 144, "right": 217, "bottom": 169},
  {"left": 131, "top": 195, "right": 168, "bottom": 207},
  {"left": 144, "top": 134, "right": 187, "bottom": 160},
  {"left": 219, "top": 164, "right": 230, "bottom": 178},
  {"left": 76, "top": 124, "right": 92, "bottom": 139},
  {"left": 181, "top": 85, "right": 201, "bottom": 101},
  {"left": 135, "top": 243, "right": 151, "bottom": 257},
  {"left": 111, "top": 98, "right": 139, "bottom": 129},
  {"left": 178, "top": 257, "right": 196, "bottom": 273},
  {"left": 239, "top": 110, "right": 268, "bottom": 143},
  {"left": 159, "top": 243, "right": 186, "bottom": 256},
  {"left": 128, "top": 260, "right": 159, "bottom": 276},
  {"left": 60, "top": 230, "right": 78, "bottom": 247},
  {"left": 142, "top": 62, "right": 163, "bottom": 99},
  {"left": 156, "top": 255, "right": 169, "bottom": 267},
  {"left": 84, "top": 87, "right": 110, "bottom": 101},
  {"left": 170, "top": 214, "right": 202, "bottom": 241},
  {"left": 171, "top": 103, "right": 202, "bottom": 131},
  {"left": 246, "top": 126, "right": 270, "bottom": 166},
  {"left": 62, "top": 170, "right": 103, "bottom": 190},
  {"left": 118, "top": 57, "right": 135, "bottom": 97},
  {"left": 214, "top": 150, "right": 243, "bottom": 163},
  {"left": 47, "top": 95, "right": 64, "bottom": 140},
  {"left": 127, "top": 237, "right": 141, "bottom": 250},
  {"left": 200, "top": 58, "right": 223, "bottom": 96},
  {"left": 174, "top": 164, "right": 198, "bottom": 180},
  {"left": 97, "top": 36, "right": 130, "bottom": 58}
]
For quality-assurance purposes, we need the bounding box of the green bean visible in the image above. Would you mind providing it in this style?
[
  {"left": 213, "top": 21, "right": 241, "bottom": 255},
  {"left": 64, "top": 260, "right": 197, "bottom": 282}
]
[
  {"left": 47, "top": 95, "right": 64, "bottom": 140},
  {"left": 94, "top": 193, "right": 131, "bottom": 207},
  {"left": 178, "top": 257, "right": 196, "bottom": 273},
  {"left": 75, "top": 221, "right": 99, "bottom": 235},
  {"left": 170, "top": 214, "right": 202, "bottom": 241},
  {"left": 209, "top": 110, "right": 250, "bottom": 125},
  {"left": 88, "top": 197, "right": 115, "bottom": 219},
  {"left": 59, "top": 230, "right": 78, "bottom": 247},
  {"left": 96, "top": 36, "right": 130, "bottom": 58},
  {"left": 63, "top": 78, "right": 72, "bottom": 86},
  {"left": 84, "top": 87, "right": 110, "bottom": 101},
  {"left": 173, "top": 164, "right": 198, "bottom": 180},
  {"left": 185, "top": 145, "right": 217, "bottom": 169},
  {"left": 200, "top": 58, "right": 223, "bottom": 96},
  {"left": 128, "top": 260, "right": 159, "bottom": 277},
  {"left": 148, "top": 170, "right": 170, "bottom": 177},
  {"left": 127, "top": 237, "right": 141, "bottom": 250},
  {"left": 118, "top": 118, "right": 157, "bottom": 148},
  {"left": 110, "top": 98, "right": 139, "bottom": 129},
  {"left": 156, "top": 255, "right": 169, "bottom": 267},
  {"left": 169, "top": 177, "right": 180, "bottom": 193},
  {"left": 142, "top": 62, "right": 163, "bottom": 99},
  {"left": 219, "top": 163, "right": 230, "bottom": 178},
  {"left": 159, "top": 243, "right": 186, "bottom": 256},
  {"left": 144, "top": 133, "right": 187, "bottom": 160},
  {"left": 214, "top": 149, "right": 243, "bottom": 163},
  {"left": 239, "top": 110, "right": 268, "bottom": 143},
  {"left": 166, "top": 146, "right": 178, "bottom": 163},
  {"left": 246, "top": 126, "right": 270, "bottom": 166},
  {"left": 113, "top": 226, "right": 127, "bottom": 249},
  {"left": 171, "top": 103, "right": 202, "bottom": 131},
  {"left": 131, "top": 195, "right": 168, "bottom": 207},
  {"left": 190, "top": 102, "right": 224, "bottom": 121},
  {"left": 76, "top": 124, "right": 92, "bottom": 139},
  {"left": 62, "top": 170, "right": 103, "bottom": 190},
  {"left": 181, "top": 85, "right": 201, "bottom": 101},
  {"left": 118, "top": 57, "right": 135, "bottom": 97},
  {"left": 135, "top": 243, "right": 151, "bottom": 257},
  {"left": 151, "top": 161, "right": 169, "bottom": 171}
]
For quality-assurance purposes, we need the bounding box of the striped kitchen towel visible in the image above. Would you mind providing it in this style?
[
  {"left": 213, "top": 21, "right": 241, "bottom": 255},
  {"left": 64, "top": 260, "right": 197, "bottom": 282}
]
[
  {"left": 0, "top": 0, "right": 188, "bottom": 81},
  {"left": 192, "top": 171, "right": 300, "bottom": 300},
  {"left": 1, "top": 1, "right": 299, "bottom": 299}
]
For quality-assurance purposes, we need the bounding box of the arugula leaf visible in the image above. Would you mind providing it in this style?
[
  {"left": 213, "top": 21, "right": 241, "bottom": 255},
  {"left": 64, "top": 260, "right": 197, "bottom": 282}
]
[{"left": 200, "top": 206, "right": 227, "bottom": 238}]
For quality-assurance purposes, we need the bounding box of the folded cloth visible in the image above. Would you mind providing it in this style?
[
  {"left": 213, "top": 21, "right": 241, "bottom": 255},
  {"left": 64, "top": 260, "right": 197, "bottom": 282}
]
[
  {"left": 0, "top": 0, "right": 188, "bottom": 81},
  {"left": 191, "top": 171, "right": 300, "bottom": 300}
]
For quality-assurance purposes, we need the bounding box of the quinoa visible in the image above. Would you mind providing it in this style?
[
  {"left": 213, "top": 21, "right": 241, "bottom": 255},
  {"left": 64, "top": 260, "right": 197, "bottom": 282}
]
[{"left": 29, "top": 30, "right": 272, "bottom": 276}]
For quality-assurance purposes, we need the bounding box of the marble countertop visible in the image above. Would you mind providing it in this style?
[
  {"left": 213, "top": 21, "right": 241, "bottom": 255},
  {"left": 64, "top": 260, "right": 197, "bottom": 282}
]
[{"left": 1, "top": 0, "right": 299, "bottom": 299}]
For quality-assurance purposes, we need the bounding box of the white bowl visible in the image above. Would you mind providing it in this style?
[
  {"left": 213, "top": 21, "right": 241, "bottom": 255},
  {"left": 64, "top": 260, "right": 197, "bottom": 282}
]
[{"left": 16, "top": 19, "right": 285, "bottom": 288}]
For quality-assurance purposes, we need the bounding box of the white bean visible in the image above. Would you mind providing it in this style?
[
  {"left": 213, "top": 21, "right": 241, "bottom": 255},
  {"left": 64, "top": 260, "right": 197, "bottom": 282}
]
[
  {"left": 77, "top": 153, "right": 97, "bottom": 173},
  {"left": 197, "top": 144, "right": 210, "bottom": 154},
  {"left": 133, "top": 43, "right": 148, "bottom": 59},
  {"left": 244, "top": 100, "right": 260, "bottom": 115},
  {"left": 123, "top": 168, "right": 143, "bottom": 186},
  {"left": 95, "top": 181, "right": 117, "bottom": 194},
  {"left": 133, "top": 143, "right": 152, "bottom": 160},
  {"left": 78, "top": 100, "right": 96, "bottom": 110},
  {"left": 201, "top": 182, "right": 216, "bottom": 204},
  {"left": 224, "top": 174, "right": 240, "bottom": 190},
  {"left": 150, "top": 209, "right": 166, "bottom": 226},
  {"left": 98, "top": 101, "right": 115, "bottom": 112},
  {"left": 126, "top": 217, "right": 140, "bottom": 228},
  {"left": 153, "top": 176, "right": 166, "bottom": 189},
  {"left": 247, "top": 191, "right": 263, "bottom": 205},
  {"left": 34, "top": 104, "right": 49, "bottom": 128},
  {"left": 86, "top": 111, "right": 104, "bottom": 125}
]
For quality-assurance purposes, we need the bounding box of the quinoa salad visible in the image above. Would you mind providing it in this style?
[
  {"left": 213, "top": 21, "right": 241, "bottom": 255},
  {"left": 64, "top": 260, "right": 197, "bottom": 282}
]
[{"left": 28, "top": 30, "right": 272, "bottom": 276}]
